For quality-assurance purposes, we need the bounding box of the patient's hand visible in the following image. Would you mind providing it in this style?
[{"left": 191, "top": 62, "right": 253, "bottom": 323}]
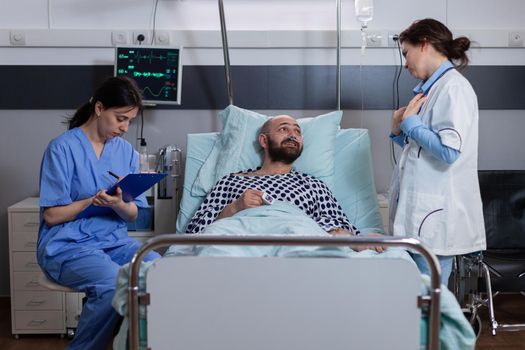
[
  {"left": 329, "top": 227, "right": 353, "bottom": 236},
  {"left": 362, "top": 233, "right": 386, "bottom": 253},
  {"left": 329, "top": 230, "right": 386, "bottom": 253},
  {"left": 234, "top": 189, "right": 264, "bottom": 212},
  {"left": 217, "top": 189, "right": 263, "bottom": 220}
]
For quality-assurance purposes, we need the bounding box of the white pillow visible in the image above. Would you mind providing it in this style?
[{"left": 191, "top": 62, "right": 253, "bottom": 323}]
[{"left": 191, "top": 105, "right": 342, "bottom": 196}]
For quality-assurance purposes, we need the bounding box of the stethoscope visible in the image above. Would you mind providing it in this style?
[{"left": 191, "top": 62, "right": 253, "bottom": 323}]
[
  {"left": 403, "top": 65, "right": 455, "bottom": 145},
  {"left": 418, "top": 66, "right": 455, "bottom": 97}
]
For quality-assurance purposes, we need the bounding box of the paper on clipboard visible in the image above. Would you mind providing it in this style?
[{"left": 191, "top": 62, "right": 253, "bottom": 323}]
[{"left": 77, "top": 173, "right": 168, "bottom": 219}]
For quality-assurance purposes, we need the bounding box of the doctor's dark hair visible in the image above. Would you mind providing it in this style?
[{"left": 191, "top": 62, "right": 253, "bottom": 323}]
[
  {"left": 67, "top": 76, "right": 143, "bottom": 130},
  {"left": 399, "top": 18, "right": 471, "bottom": 69}
]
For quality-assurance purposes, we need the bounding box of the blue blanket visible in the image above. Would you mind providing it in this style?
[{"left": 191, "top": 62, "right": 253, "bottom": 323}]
[{"left": 113, "top": 202, "right": 475, "bottom": 350}]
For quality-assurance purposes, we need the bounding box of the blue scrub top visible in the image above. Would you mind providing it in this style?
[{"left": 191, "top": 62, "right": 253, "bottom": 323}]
[{"left": 37, "top": 127, "right": 148, "bottom": 280}]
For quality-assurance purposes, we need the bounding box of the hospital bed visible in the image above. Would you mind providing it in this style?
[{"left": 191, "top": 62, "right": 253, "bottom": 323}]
[
  {"left": 115, "top": 126, "right": 476, "bottom": 350},
  {"left": 117, "top": 1, "right": 475, "bottom": 349}
]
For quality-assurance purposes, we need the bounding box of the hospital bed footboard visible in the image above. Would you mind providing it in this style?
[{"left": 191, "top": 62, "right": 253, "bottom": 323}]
[{"left": 128, "top": 235, "right": 441, "bottom": 350}]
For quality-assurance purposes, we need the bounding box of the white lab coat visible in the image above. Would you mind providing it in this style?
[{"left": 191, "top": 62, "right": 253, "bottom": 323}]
[{"left": 389, "top": 69, "right": 486, "bottom": 256}]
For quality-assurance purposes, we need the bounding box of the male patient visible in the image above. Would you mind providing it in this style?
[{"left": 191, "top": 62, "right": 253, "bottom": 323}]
[{"left": 186, "top": 115, "right": 360, "bottom": 238}]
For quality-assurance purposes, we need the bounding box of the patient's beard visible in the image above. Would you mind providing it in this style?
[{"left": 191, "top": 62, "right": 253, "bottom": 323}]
[{"left": 267, "top": 137, "right": 303, "bottom": 164}]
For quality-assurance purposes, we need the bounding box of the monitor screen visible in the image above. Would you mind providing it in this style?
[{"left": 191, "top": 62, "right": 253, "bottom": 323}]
[{"left": 114, "top": 46, "right": 182, "bottom": 105}]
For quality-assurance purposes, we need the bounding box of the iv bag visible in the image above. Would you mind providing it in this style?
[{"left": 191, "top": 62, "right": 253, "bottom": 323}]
[{"left": 355, "top": 0, "right": 373, "bottom": 26}]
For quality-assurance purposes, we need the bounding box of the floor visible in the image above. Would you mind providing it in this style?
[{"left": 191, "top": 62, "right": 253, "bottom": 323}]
[
  {"left": 475, "top": 293, "right": 525, "bottom": 350},
  {"left": 0, "top": 297, "right": 107, "bottom": 350},
  {"left": 1, "top": 294, "right": 525, "bottom": 350}
]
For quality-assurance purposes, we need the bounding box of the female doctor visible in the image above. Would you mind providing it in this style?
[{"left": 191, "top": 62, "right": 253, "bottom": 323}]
[
  {"left": 37, "top": 76, "right": 160, "bottom": 350},
  {"left": 388, "top": 19, "right": 486, "bottom": 285}
]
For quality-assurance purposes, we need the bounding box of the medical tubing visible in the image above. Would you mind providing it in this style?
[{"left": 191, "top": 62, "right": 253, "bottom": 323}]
[
  {"left": 395, "top": 38, "right": 403, "bottom": 109},
  {"left": 128, "top": 235, "right": 441, "bottom": 350},
  {"left": 359, "top": 47, "right": 365, "bottom": 128},
  {"left": 139, "top": 109, "right": 144, "bottom": 141},
  {"left": 218, "top": 0, "right": 234, "bottom": 105},
  {"left": 360, "top": 26, "right": 367, "bottom": 54},
  {"left": 391, "top": 37, "right": 403, "bottom": 166}
]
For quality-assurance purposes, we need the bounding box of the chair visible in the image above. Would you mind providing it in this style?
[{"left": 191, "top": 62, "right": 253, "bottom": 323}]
[
  {"left": 38, "top": 273, "right": 81, "bottom": 338},
  {"left": 453, "top": 170, "right": 525, "bottom": 335},
  {"left": 38, "top": 274, "right": 77, "bottom": 293}
]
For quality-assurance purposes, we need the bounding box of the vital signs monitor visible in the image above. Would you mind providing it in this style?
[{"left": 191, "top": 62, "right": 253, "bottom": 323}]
[{"left": 114, "top": 46, "right": 183, "bottom": 105}]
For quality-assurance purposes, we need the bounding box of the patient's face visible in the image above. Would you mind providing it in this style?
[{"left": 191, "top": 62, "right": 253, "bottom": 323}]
[{"left": 265, "top": 116, "right": 303, "bottom": 164}]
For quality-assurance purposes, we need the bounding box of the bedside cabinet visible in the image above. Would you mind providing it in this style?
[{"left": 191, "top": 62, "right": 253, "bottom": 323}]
[
  {"left": 8, "top": 197, "right": 156, "bottom": 338},
  {"left": 8, "top": 198, "right": 66, "bottom": 337}
]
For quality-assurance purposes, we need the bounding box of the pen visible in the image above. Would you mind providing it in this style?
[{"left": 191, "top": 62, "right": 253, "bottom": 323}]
[{"left": 108, "top": 171, "right": 120, "bottom": 180}]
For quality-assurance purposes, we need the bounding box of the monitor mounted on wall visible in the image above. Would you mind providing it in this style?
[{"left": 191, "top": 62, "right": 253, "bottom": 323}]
[{"left": 114, "top": 46, "right": 182, "bottom": 106}]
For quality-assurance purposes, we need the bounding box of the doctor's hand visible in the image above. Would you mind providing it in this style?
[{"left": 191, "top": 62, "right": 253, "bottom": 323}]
[
  {"left": 402, "top": 93, "right": 427, "bottom": 120},
  {"left": 392, "top": 106, "right": 407, "bottom": 135}
]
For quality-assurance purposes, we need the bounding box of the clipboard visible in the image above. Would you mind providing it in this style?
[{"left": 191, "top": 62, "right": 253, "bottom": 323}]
[{"left": 77, "top": 173, "right": 168, "bottom": 219}]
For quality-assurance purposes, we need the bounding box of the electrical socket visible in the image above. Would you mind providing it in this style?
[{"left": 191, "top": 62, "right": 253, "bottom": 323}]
[
  {"left": 133, "top": 31, "right": 151, "bottom": 45},
  {"left": 509, "top": 31, "right": 524, "bottom": 47},
  {"left": 10, "top": 30, "right": 26, "bottom": 46},
  {"left": 154, "top": 31, "right": 170, "bottom": 45},
  {"left": 111, "top": 31, "right": 128, "bottom": 46},
  {"left": 365, "top": 31, "right": 382, "bottom": 47},
  {"left": 388, "top": 31, "right": 400, "bottom": 47}
]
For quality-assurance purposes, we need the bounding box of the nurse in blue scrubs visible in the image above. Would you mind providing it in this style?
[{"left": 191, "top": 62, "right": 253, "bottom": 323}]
[{"left": 37, "top": 76, "right": 160, "bottom": 350}]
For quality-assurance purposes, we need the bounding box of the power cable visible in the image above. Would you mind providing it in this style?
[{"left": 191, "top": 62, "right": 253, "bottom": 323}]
[
  {"left": 391, "top": 35, "right": 403, "bottom": 165},
  {"left": 151, "top": 0, "right": 160, "bottom": 45}
]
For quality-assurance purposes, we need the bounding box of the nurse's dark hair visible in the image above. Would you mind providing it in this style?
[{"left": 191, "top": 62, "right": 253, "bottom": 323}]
[
  {"left": 67, "top": 76, "right": 143, "bottom": 130},
  {"left": 399, "top": 18, "right": 471, "bottom": 69}
]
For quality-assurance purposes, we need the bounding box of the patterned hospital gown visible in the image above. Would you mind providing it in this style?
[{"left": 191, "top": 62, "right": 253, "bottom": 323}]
[{"left": 186, "top": 169, "right": 359, "bottom": 234}]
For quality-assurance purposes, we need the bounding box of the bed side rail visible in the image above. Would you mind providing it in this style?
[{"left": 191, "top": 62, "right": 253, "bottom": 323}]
[{"left": 128, "top": 235, "right": 441, "bottom": 350}]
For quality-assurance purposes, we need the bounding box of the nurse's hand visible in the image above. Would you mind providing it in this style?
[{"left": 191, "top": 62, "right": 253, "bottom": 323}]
[
  {"left": 92, "top": 188, "right": 123, "bottom": 208},
  {"left": 402, "top": 93, "right": 427, "bottom": 120},
  {"left": 92, "top": 188, "right": 138, "bottom": 221}
]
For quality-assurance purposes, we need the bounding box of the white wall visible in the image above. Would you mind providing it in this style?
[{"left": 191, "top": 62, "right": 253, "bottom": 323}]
[
  {"left": 0, "top": 0, "right": 524, "bottom": 296},
  {"left": 2, "top": 0, "right": 524, "bottom": 30}
]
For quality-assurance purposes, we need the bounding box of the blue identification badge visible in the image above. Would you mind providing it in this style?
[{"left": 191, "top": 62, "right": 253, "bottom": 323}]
[{"left": 262, "top": 192, "right": 275, "bottom": 205}]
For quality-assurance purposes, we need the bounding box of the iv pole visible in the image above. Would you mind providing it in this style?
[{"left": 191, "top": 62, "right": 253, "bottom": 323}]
[{"left": 217, "top": 0, "right": 342, "bottom": 110}]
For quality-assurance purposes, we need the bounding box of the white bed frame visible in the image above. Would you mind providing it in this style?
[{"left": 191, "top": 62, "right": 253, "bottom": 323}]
[{"left": 128, "top": 235, "right": 441, "bottom": 350}]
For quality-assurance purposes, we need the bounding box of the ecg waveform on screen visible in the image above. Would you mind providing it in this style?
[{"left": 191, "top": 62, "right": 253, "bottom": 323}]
[
  {"left": 119, "top": 51, "right": 179, "bottom": 67},
  {"left": 133, "top": 72, "right": 168, "bottom": 78},
  {"left": 142, "top": 85, "right": 175, "bottom": 98}
]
